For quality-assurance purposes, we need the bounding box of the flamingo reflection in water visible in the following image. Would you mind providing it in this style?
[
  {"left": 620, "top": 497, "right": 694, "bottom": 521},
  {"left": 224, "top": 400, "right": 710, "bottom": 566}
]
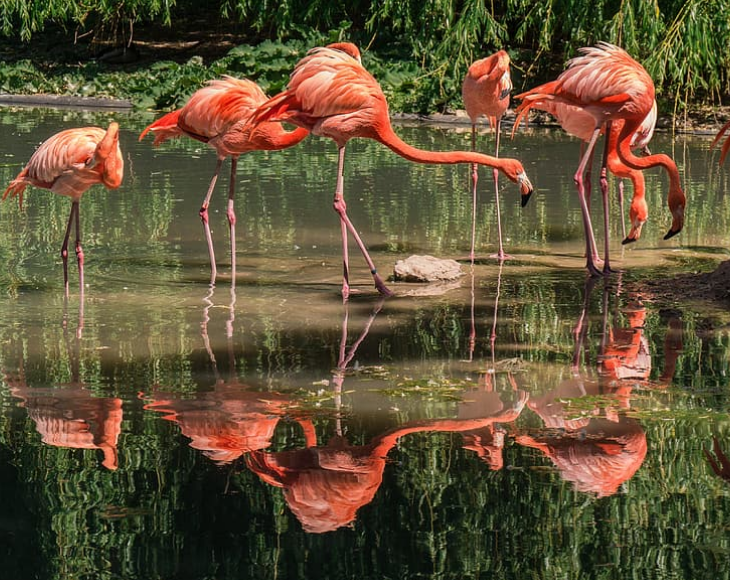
[
  {"left": 705, "top": 438, "right": 730, "bottom": 484},
  {"left": 141, "top": 280, "right": 316, "bottom": 464},
  {"left": 246, "top": 402, "right": 527, "bottom": 534},
  {"left": 517, "top": 278, "right": 655, "bottom": 496},
  {"left": 246, "top": 301, "right": 527, "bottom": 533},
  {"left": 2, "top": 304, "right": 122, "bottom": 471}
]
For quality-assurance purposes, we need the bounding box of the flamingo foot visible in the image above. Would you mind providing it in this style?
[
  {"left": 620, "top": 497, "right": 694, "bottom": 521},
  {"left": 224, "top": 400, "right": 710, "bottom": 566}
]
[
  {"left": 586, "top": 261, "right": 604, "bottom": 278},
  {"left": 490, "top": 251, "right": 513, "bottom": 261},
  {"left": 373, "top": 273, "right": 394, "bottom": 298}
]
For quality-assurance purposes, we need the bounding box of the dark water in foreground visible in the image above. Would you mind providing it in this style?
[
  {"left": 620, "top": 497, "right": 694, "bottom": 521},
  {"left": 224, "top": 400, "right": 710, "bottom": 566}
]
[{"left": 0, "top": 107, "right": 729, "bottom": 579}]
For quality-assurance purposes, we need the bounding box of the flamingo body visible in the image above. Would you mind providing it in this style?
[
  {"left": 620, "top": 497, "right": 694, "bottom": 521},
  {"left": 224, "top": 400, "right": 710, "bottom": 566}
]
[
  {"left": 462, "top": 50, "right": 514, "bottom": 260},
  {"left": 515, "top": 42, "right": 684, "bottom": 274},
  {"left": 140, "top": 75, "right": 309, "bottom": 282},
  {"left": 3, "top": 122, "right": 124, "bottom": 293},
  {"left": 253, "top": 43, "right": 533, "bottom": 298}
]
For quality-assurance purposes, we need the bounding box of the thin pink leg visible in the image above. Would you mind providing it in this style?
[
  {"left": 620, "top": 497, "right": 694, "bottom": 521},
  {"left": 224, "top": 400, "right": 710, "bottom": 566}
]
[
  {"left": 333, "top": 146, "right": 392, "bottom": 299},
  {"left": 574, "top": 127, "right": 603, "bottom": 277},
  {"left": 469, "top": 125, "right": 478, "bottom": 262},
  {"left": 60, "top": 202, "right": 76, "bottom": 296},
  {"left": 490, "top": 120, "right": 511, "bottom": 261},
  {"left": 227, "top": 156, "right": 238, "bottom": 275},
  {"left": 599, "top": 125, "right": 616, "bottom": 274},
  {"left": 74, "top": 201, "right": 84, "bottom": 292},
  {"left": 617, "top": 179, "right": 626, "bottom": 240},
  {"left": 200, "top": 157, "right": 224, "bottom": 284}
]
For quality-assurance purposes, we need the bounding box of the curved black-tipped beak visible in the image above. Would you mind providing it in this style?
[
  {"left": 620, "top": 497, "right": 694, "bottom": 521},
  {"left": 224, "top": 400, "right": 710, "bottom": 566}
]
[
  {"left": 521, "top": 190, "right": 533, "bottom": 208},
  {"left": 663, "top": 228, "right": 681, "bottom": 240},
  {"left": 621, "top": 236, "right": 637, "bottom": 245}
]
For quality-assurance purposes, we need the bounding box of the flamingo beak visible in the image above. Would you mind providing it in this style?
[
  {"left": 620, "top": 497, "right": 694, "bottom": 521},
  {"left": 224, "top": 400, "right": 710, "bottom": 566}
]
[
  {"left": 518, "top": 172, "right": 533, "bottom": 207},
  {"left": 663, "top": 227, "right": 681, "bottom": 240}
]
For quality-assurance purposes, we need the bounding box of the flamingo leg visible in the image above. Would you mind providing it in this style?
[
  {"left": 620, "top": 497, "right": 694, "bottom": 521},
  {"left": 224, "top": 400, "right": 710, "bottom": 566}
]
[
  {"left": 574, "top": 127, "right": 604, "bottom": 276},
  {"left": 332, "top": 146, "right": 393, "bottom": 300},
  {"left": 200, "top": 157, "right": 224, "bottom": 284},
  {"left": 617, "top": 179, "right": 626, "bottom": 241},
  {"left": 60, "top": 201, "right": 77, "bottom": 296},
  {"left": 599, "top": 125, "right": 615, "bottom": 274},
  {"left": 490, "top": 119, "right": 511, "bottom": 261},
  {"left": 74, "top": 201, "right": 85, "bottom": 292},
  {"left": 579, "top": 142, "right": 601, "bottom": 265},
  {"left": 490, "top": 261, "right": 504, "bottom": 369},
  {"left": 469, "top": 124, "right": 478, "bottom": 262},
  {"left": 227, "top": 156, "right": 238, "bottom": 276}
]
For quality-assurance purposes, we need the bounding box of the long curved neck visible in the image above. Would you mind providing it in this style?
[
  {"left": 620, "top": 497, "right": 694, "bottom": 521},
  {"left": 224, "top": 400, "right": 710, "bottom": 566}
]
[
  {"left": 271, "top": 126, "right": 309, "bottom": 149},
  {"left": 372, "top": 118, "right": 507, "bottom": 169},
  {"left": 617, "top": 120, "right": 681, "bottom": 192}
]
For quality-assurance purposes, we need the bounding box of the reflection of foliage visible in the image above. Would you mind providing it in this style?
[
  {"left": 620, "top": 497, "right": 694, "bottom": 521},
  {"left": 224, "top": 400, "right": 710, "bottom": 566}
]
[{"left": 1, "top": 109, "right": 730, "bottom": 578}]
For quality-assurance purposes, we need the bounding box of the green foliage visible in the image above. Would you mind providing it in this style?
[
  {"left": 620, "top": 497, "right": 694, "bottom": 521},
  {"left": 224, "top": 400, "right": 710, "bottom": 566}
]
[{"left": 1, "top": 1, "right": 730, "bottom": 113}]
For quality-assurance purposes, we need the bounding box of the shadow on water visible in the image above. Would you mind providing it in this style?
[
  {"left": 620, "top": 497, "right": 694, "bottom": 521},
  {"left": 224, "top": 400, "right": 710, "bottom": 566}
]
[{"left": 1, "top": 107, "right": 730, "bottom": 578}]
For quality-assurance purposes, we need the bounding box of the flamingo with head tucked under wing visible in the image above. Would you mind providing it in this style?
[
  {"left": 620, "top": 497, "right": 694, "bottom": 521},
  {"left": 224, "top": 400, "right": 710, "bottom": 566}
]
[
  {"left": 3, "top": 122, "right": 124, "bottom": 295},
  {"left": 462, "top": 50, "right": 514, "bottom": 261}
]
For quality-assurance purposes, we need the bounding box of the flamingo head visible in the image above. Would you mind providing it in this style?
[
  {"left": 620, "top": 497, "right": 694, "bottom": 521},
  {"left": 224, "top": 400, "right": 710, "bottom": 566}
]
[
  {"left": 499, "top": 159, "right": 533, "bottom": 207},
  {"left": 91, "top": 122, "right": 124, "bottom": 189},
  {"left": 663, "top": 184, "right": 686, "bottom": 240},
  {"left": 622, "top": 197, "right": 648, "bottom": 244}
]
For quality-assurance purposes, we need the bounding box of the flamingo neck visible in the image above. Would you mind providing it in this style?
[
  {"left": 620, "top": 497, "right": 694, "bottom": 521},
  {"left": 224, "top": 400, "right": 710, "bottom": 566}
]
[
  {"left": 372, "top": 118, "right": 507, "bottom": 169},
  {"left": 617, "top": 121, "right": 681, "bottom": 192},
  {"left": 270, "top": 126, "right": 309, "bottom": 149}
]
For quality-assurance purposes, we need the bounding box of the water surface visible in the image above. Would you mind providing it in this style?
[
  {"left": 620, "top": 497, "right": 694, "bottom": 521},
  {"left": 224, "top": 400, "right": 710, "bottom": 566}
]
[{"left": 0, "top": 107, "right": 729, "bottom": 579}]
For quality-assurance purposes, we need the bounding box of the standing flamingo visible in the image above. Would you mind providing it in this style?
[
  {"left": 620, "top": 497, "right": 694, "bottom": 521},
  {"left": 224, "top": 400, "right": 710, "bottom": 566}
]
[
  {"left": 521, "top": 100, "right": 658, "bottom": 255},
  {"left": 139, "top": 76, "right": 309, "bottom": 283},
  {"left": 251, "top": 42, "right": 533, "bottom": 300},
  {"left": 462, "top": 50, "right": 514, "bottom": 261},
  {"left": 515, "top": 42, "right": 685, "bottom": 276},
  {"left": 3, "top": 122, "right": 124, "bottom": 294}
]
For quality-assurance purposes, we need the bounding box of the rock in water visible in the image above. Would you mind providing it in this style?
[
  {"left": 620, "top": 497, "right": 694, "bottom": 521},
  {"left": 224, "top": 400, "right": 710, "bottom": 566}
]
[{"left": 393, "top": 255, "right": 464, "bottom": 283}]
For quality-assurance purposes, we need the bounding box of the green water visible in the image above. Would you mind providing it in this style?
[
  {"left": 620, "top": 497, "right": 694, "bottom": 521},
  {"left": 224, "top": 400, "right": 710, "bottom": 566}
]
[{"left": 0, "top": 106, "right": 729, "bottom": 579}]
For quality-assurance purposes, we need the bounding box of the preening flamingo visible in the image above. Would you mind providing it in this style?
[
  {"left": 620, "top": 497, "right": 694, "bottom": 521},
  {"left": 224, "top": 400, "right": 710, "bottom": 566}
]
[
  {"left": 3, "top": 122, "right": 124, "bottom": 294},
  {"left": 251, "top": 42, "right": 533, "bottom": 300},
  {"left": 515, "top": 42, "right": 685, "bottom": 276},
  {"left": 462, "top": 50, "right": 514, "bottom": 261},
  {"left": 139, "top": 76, "right": 309, "bottom": 283}
]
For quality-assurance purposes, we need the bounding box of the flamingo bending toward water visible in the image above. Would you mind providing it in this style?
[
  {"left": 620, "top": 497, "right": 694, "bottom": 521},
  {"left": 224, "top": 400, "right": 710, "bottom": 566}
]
[
  {"left": 462, "top": 50, "right": 514, "bottom": 261},
  {"left": 515, "top": 42, "right": 685, "bottom": 276},
  {"left": 3, "top": 122, "right": 124, "bottom": 294},
  {"left": 251, "top": 42, "right": 533, "bottom": 300},
  {"left": 139, "top": 76, "right": 309, "bottom": 283},
  {"left": 520, "top": 100, "right": 658, "bottom": 260}
]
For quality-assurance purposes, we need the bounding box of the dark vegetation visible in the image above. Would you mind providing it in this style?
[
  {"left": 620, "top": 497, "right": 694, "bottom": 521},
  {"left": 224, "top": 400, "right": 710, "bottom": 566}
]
[{"left": 0, "top": 0, "right": 729, "bottom": 117}]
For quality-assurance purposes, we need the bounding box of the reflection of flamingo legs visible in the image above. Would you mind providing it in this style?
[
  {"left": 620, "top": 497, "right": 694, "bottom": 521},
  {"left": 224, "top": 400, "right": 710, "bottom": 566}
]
[
  {"left": 330, "top": 299, "right": 385, "bottom": 435},
  {"left": 572, "top": 276, "right": 598, "bottom": 373}
]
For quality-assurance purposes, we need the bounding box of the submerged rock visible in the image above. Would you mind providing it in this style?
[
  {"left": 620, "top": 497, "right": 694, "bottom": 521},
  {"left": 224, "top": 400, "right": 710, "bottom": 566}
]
[{"left": 392, "top": 255, "right": 464, "bottom": 283}]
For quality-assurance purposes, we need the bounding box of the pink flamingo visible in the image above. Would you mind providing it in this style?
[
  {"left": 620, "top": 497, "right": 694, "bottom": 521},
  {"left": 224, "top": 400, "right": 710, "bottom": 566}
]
[
  {"left": 3, "top": 122, "right": 124, "bottom": 294},
  {"left": 251, "top": 42, "right": 533, "bottom": 300},
  {"left": 140, "top": 76, "right": 309, "bottom": 283},
  {"left": 515, "top": 42, "right": 685, "bottom": 276},
  {"left": 462, "top": 50, "right": 515, "bottom": 261}
]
